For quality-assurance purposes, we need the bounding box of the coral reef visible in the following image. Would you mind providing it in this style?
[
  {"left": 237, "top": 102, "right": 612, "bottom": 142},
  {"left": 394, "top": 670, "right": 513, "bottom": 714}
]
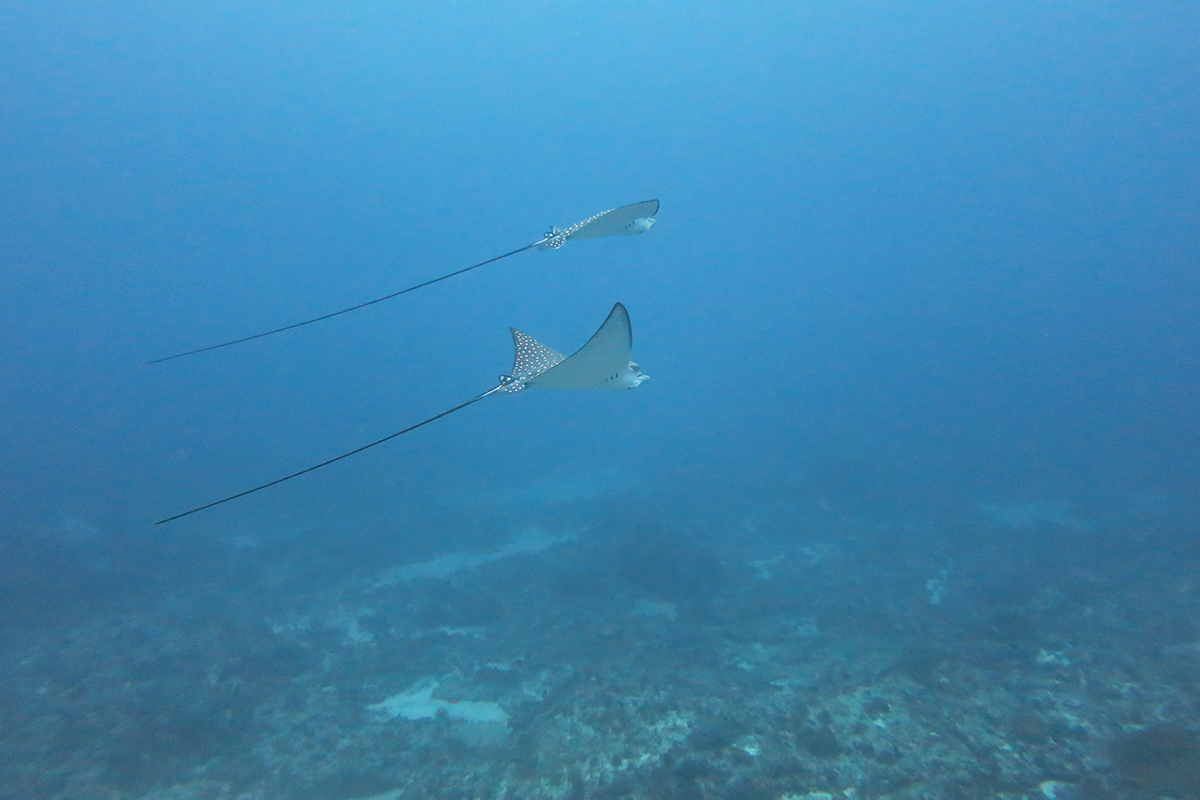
[{"left": 1, "top": 504, "right": 1198, "bottom": 799}]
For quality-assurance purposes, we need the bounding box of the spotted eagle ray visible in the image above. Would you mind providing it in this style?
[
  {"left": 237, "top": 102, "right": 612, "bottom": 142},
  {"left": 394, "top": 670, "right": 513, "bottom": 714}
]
[
  {"left": 146, "top": 200, "right": 659, "bottom": 364},
  {"left": 157, "top": 302, "right": 648, "bottom": 524}
]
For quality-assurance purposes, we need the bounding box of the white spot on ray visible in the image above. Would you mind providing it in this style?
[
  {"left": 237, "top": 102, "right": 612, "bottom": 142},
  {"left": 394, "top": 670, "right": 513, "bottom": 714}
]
[{"left": 507, "top": 330, "right": 566, "bottom": 387}]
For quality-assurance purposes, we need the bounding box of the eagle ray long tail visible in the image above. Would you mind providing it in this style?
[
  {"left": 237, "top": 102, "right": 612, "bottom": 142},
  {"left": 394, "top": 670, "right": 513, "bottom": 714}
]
[
  {"left": 144, "top": 240, "right": 547, "bottom": 365},
  {"left": 155, "top": 386, "right": 505, "bottom": 524}
]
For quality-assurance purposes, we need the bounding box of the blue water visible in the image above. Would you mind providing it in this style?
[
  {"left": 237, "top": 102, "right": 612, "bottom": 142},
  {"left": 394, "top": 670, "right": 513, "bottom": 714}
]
[{"left": 1, "top": 1, "right": 1198, "bottom": 798}]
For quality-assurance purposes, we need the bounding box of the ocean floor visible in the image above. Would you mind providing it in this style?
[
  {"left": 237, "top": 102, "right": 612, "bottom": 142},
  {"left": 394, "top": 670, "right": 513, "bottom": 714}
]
[{"left": 2, "top": 498, "right": 1200, "bottom": 800}]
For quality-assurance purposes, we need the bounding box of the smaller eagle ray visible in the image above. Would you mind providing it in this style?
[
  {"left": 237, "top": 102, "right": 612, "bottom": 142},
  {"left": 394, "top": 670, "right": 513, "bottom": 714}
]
[
  {"left": 145, "top": 200, "right": 659, "bottom": 364},
  {"left": 156, "top": 302, "right": 649, "bottom": 524}
]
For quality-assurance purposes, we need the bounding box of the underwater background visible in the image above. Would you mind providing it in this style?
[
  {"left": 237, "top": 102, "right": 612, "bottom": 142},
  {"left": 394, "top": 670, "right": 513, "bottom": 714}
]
[{"left": 1, "top": 0, "right": 1198, "bottom": 798}]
